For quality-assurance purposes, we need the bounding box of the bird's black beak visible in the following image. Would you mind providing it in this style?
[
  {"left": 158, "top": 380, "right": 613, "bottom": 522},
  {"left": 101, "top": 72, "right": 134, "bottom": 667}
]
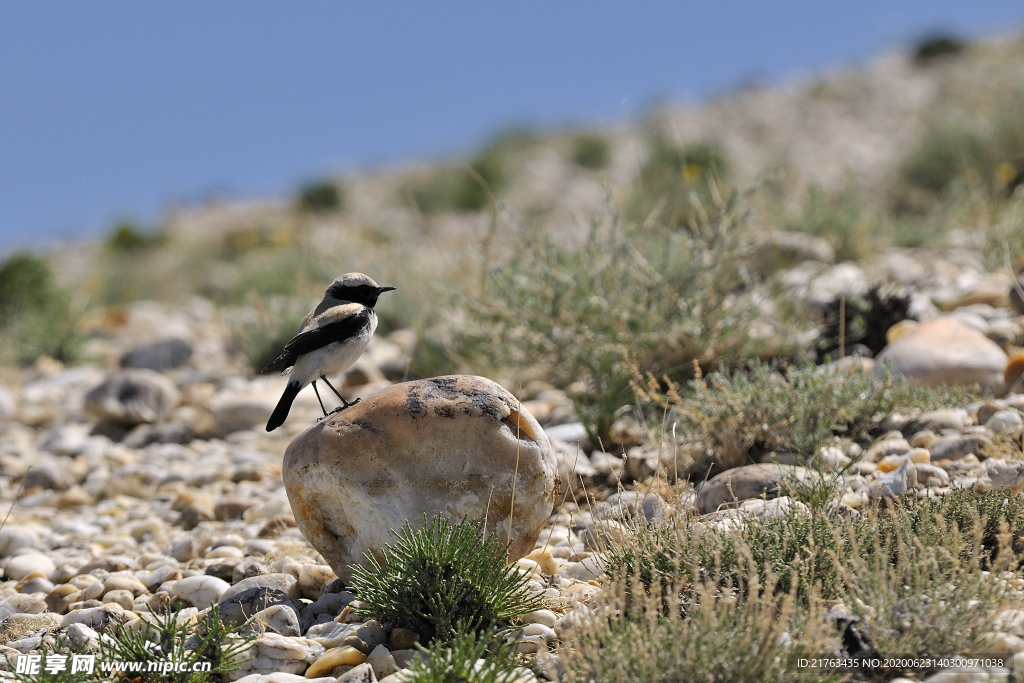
[{"left": 378, "top": 286, "right": 396, "bottom": 293}]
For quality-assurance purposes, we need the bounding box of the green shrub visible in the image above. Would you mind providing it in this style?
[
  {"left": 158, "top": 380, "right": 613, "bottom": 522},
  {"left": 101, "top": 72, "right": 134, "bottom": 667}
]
[
  {"left": 0, "top": 252, "right": 53, "bottom": 321},
  {"left": 297, "top": 180, "right": 345, "bottom": 213},
  {"left": 571, "top": 133, "right": 611, "bottom": 170},
  {"left": 634, "top": 362, "right": 974, "bottom": 474},
  {"left": 409, "top": 140, "right": 513, "bottom": 214},
  {"left": 99, "top": 605, "right": 253, "bottom": 683},
  {"left": 588, "top": 492, "right": 1017, "bottom": 681},
  {"left": 628, "top": 137, "right": 730, "bottom": 228},
  {"left": 106, "top": 221, "right": 163, "bottom": 252},
  {"left": 0, "top": 252, "right": 82, "bottom": 365},
  {"left": 228, "top": 294, "right": 309, "bottom": 373},
  {"left": 913, "top": 33, "right": 968, "bottom": 64},
  {"left": 349, "top": 515, "right": 541, "bottom": 644},
  {"left": 402, "top": 628, "right": 525, "bottom": 683},
  {"left": 786, "top": 185, "right": 881, "bottom": 262},
  {"left": 900, "top": 103, "right": 1024, "bottom": 200},
  {"left": 432, "top": 190, "right": 806, "bottom": 444}
]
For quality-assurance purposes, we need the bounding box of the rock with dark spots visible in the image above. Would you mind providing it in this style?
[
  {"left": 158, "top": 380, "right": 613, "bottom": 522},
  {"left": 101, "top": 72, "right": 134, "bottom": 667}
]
[
  {"left": 283, "top": 375, "right": 557, "bottom": 581},
  {"left": 214, "top": 497, "right": 253, "bottom": 521},
  {"left": 222, "top": 574, "right": 300, "bottom": 603},
  {"left": 930, "top": 434, "right": 994, "bottom": 461},
  {"left": 217, "top": 586, "right": 291, "bottom": 626},
  {"left": 122, "top": 421, "right": 195, "bottom": 448},
  {"left": 695, "top": 464, "right": 815, "bottom": 515},
  {"left": 245, "top": 604, "right": 301, "bottom": 637},
  {"left": 120, "top": 336, "right": 194, "bottom": 372},
  {"left": 22, "top": 462, "right": 74, "bottom": 491},
  {"left": 176, "top": 500, "right": 215, "bottom": 530},
  {"left": 83, "top": 369, "right": 179, "bottom": 426}
]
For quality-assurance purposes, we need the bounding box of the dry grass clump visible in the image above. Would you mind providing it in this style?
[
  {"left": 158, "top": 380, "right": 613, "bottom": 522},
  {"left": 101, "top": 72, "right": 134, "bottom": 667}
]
[
  {"left": 632, "top": 362, "right": 975, "bottom": 475},
  {"left": 434, "top": 190, "right": 809, "bottom": 444},
  {"left": 563, "top": 491, "right": 1022, "bottom": 681}
]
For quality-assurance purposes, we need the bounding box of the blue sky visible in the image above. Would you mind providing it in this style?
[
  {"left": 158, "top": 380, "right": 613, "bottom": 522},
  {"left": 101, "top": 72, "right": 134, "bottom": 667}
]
[{"left": 2, "top": 1, "right": 1023, "bottom": 252}]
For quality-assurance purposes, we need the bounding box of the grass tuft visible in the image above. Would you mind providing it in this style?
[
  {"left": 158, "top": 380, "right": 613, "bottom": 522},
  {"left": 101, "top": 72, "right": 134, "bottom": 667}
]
[
  {"left": 402, "top": 628, "right": 525, "bottom": 683},
  {"left": 633, "top": 362, "right": 975, "bottom": 475},
  {"left": 349, "top": 514, "right": 542, "bottom": 644}
]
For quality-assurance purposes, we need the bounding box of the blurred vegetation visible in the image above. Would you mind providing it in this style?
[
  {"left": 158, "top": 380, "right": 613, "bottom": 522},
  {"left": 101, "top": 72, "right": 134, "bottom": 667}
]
[
  {"left": 421, "top": 186, "right": 808, "bottom": 444},
  {"left": 627, "top": 137, "right": 731, "bottom": 228},
  {"left": 913, "top": 33, "right": 968, "bottom": 65},
  {"left": 632, "top": 362, "right": 975, "bottom": 476},
  {"left": 0, "top": 252, "right": 83, "bottom": 366},
  {"left": 583, "top": 490, "right": 1018, "bottom": 681},
  {"left": 407, "top": 130, "right": 541, "bottom": 214},
  {"left": 106, "top": 220, "right": 165, "bottom": 252},
  {"left": 571, "top": 133, "right": 611, "bottom": 170},
  {"left": 297, "top": 179, "right": 345, "bottom": 213}
]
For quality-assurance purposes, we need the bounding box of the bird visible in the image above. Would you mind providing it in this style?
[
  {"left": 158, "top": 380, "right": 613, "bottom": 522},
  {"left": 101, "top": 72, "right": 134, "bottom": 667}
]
[{"left": 263, "top": 273, "right": 395, "bottom": 431}]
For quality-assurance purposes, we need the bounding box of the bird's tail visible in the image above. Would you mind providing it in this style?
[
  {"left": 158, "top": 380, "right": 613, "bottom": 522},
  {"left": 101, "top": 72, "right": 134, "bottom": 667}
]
[{"left": 266, "top": 382, "right": 301, "bottom": 432}]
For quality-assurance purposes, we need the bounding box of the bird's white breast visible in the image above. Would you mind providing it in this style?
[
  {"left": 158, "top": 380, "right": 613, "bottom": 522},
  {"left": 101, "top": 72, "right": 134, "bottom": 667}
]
[{"left": 290, "top": 309, "right": 377, "bottom": 383}]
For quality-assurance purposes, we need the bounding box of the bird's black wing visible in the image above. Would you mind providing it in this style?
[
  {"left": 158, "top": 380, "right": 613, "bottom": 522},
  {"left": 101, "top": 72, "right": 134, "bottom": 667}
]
[{"left": 261, "top": 307, "right": 371, "bottom": 373}]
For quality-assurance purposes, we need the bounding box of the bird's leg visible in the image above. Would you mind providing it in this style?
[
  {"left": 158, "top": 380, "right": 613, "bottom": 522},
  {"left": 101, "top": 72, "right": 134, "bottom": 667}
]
[
  {"left": 311, "top": 381, "right": 328, "bottom": 416},
  {"left": 321, "top": 376, "right": 361, "bottom": 412}
]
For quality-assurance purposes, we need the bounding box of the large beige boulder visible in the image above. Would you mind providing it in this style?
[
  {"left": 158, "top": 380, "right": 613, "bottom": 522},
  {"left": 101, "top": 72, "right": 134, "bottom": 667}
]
[
  {"left": 874, "top": 317, "right": 1008, "bottom": 387},
  {"left": 283, "top": 375, "right": 557, "bottom": 581}
]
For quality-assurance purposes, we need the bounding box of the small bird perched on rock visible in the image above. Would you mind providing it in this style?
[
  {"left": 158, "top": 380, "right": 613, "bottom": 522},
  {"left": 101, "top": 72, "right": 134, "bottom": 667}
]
[{"left": 264, "top": 273, "right": 395, "bottom": 431}]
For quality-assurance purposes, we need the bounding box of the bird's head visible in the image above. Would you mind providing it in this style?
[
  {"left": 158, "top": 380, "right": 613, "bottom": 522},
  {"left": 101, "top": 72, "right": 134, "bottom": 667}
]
[{"left": 326, "top": 272, "right": 396, "bottom": 308}]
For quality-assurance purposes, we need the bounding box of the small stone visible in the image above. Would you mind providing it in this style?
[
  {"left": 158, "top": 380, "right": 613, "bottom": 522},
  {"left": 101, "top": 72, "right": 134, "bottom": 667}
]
[
  {"left": 5, "top": 554, "right": 55, "bottom": 581},
  {"left": 524, "top": 548, "right": 558, "bottom": 575},
  {"left": 337, "top": 662, "right": 377, "bottom": 683},
  {"left": 214, "top": 497, "right": 252, "bottom": 521},
  {"left": 250, "top": 604, "right": 300, "bottom": 637},
  {"left": 976, "top": 459, "right": 1024, "bottom": 493},
  {"left": 23, "top": 462, "right": 74, "bottom": 491},
  {"left": 354, "top": 619, "right": 386, "bottom": 650},
  {"left": 66, "top": 623, "right": 99, "bottom": 649},
  {"left": 307, "top": 621, "right": 355, "bottom": 649},
  {"left": 366, "top": 644, "right": 395, "bottom": 679},
  {"left": 306, "top": 646, "right": 367, "bottom": 678},
  {"left": 83, "top": 369, "right": 180, "bottom": 426},
  {"left": 563, "top": 555, "right": 606, "bottom": 581},
  {"left": 256, "top": 514, "right": 296, "bottom": 540},
  {"left": 19, "top": 577, "right": 54, "bottom": 594},
  {"left": 218, "top": 586, "right": 290, "bottom": 627},
  {"left": 102, "top": 590, "right": 134, "bottom": 610},
  {"left": 910, "top": 430, "right": 937, "bottom": 449},
  {"left": 930, "top": 434, "right": 994, "bottom": 461},
  {"left": 102, "top": 576, "right": 147, "bottom": 597},
  {"left": 876, "top": 454, "right": 907, "bottom": 473},
  {"left": 907, "top": 448, "right": 931, "bottom": 464},
  {"left": 120, "top": 336, "right": 193, "bottom": 372},
  {"left": 177, "top": 500, "right": 215, "bottom": 530},
  {"left": 521, "top": 609, "right": 558, "bottom": 628},
  {"left": 695, "top": 464, "right": 814, "bottom": 514},
  {"left": 913, "top": 409, "right": 967, "bottom": 433},
  {"left": 914, "top": 464, "right": 950, "bottom": 487},
  {"left": 865, "top": 438, "right": 911, "bottom": 462},
  {"left": 987, "top": 410, "right": 1024, "bottom": 435},
  {"left": 389, "top": 627, "right": 419, "bottom": 650},
  {"left": 234, "top": 633, "right": 325, "bottom": 678},
  {"left": 173, "top": 575, "right": 230, "bottom": 609},
  {"left": 298, "top": 564, "right": 336, "bottom": 600},
  {"left": 874, "top": 318, "right": 1008, "bottom": 387},
  {"left": 223, "top": 574, "right": 301, "bottom": 602},
  {"left": 0, "top": 527, "right": 43, "bottom": 557},
  {"left": 868, "top": 460, "right": 916, "bottom": 499},
  {"left": 61, "top": 604, "right": 127, "bottom": 632}
]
